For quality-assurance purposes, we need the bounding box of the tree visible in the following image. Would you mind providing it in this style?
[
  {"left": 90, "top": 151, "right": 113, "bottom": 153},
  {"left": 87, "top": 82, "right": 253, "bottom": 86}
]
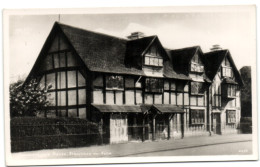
[{"left": 10, "top": 78, "right": 51, "bottom": 117}]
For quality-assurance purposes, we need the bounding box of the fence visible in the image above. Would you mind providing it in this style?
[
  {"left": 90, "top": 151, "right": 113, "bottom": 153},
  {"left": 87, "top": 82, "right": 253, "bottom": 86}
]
[{"left": 11, "top": 117, "right": 105, "bottom": 152}]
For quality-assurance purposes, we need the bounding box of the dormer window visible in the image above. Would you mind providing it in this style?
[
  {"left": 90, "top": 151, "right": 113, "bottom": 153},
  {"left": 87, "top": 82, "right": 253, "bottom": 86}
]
[
  {"left": 222, "top": 66, "right": 233, "bottom": 77},
  {"left": 190, "top": 53, "right": 204, "bottom": 73},
  {"left": 190, "top": 62, "right": 204, "bottom": 73},
  {"left": 144, "top": 55, "right": 163, "bottom": 67},
  {"left": 221, "top": 57, "right": 233, "bottom": 78}
]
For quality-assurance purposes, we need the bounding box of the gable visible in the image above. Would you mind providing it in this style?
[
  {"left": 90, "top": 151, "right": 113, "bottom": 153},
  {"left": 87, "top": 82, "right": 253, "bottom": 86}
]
[
  {"left": 36, "top": 32, "right": 82, "bottom": 74},
  {"left": 143, "top": 42, "right": 164, "bottom": 67}
]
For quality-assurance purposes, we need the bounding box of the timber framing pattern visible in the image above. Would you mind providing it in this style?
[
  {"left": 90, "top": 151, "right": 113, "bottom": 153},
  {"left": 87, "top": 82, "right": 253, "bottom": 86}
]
[{"left": 25, "top": 22, "right": 244, "bottom": 144}]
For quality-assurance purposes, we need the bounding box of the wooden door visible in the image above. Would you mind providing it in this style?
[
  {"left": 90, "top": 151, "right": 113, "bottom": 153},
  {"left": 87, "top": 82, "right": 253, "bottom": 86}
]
[
  {"left": 110, "top": 114, "right": 128, "bottom": 144},
  {"left": 213, "top": 113, "right": 221, "bottom": 134}
]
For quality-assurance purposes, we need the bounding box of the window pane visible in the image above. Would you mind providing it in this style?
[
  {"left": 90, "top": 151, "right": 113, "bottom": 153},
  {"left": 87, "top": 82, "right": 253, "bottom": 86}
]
[
  {"left": 68, "top": 108, "right": 77, "bottom": 118},
  {"left": 154, "top": 94, "right": 162, "bottom": 104},
  {"left": 78, "top": 89, "right": 86, "bottom": 105},
  {"left": 136, "top": 90, "right": 143, "bottom": 104},
  {"left": 125, "top": 90, "right": 134, "bottom": 105},
  {"left": 93, "top": 89, "right": 103, "bottom": 104},
  {"left": 67, "top": 71, "right": 76, "bottom": 88},
  {"left": 171, "top": 81, "right": 176, "bottom": 90},
  {"left": 67, "top": 52, "right": 77, "bottom": 67},
  {"left": 57, "top": 72, "right": 66, "bottom": 89},
  {"left": 78, "top": 71, "right": 86, "bottom": 87},
  {"left": 177, "top": 93, "right": 183, "bottom": 106},
  {"left": 68, "top": 90, "right": 77, "bottom": 106},
  {"left": 158, "top": 59, "right": 163, "bottom": 66},
  {"left": 106, "top": 75, "right": 123, "bottom": 89},
  {"left": 79, "top": 108, "right": 86, "bottom": 119},
  {"left": 145, "top": 94, "right": 153, "bottom": 104},
  {"left": 164, "top": 92, "right": 169, "bottom": 104},
  {"left": 115, "top": 91, "right": 123, "bottom": 105},
  {"left": 47, "top": 92, "right": 56, "bottom": 106},
  {"left": 145, "top": 56, "right": 150, "bottom": 65},
  {"left": 57, "top": 91, "right": 66, "bottom": 106},
  {"left": 46, "top": 73, "right": 56, "bottom": 90},
  {"left": 106, "top": 91, "right": 114, "bottom": 104},
  {"left": 164, "top": 80, "right": 169, "bottom": 90},
  {"left": 154, "top": 58, "right": 158, "bottom": 66}
]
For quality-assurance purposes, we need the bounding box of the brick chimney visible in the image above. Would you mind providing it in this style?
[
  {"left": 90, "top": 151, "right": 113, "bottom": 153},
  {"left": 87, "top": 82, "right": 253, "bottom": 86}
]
[{"left": 127, "top": 32, "right": 145, "bottom": 40}]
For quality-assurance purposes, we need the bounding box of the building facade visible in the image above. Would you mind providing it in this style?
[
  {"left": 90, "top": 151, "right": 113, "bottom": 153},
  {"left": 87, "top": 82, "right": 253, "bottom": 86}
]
[{"left": 25, "top": 22, "right": 243, "bottom": 144}]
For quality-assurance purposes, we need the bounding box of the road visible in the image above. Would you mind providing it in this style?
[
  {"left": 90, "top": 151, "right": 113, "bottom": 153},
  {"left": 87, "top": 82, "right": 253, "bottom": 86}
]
[
  {"left": 129, "top": 141, "right": 252, "bottom": 157},
  {"left": 12, "top": 134, "right": 253, "bottom": 159}
]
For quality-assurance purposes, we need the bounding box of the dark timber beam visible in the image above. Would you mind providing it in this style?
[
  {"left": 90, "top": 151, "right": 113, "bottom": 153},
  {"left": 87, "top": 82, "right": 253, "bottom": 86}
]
[{"left": 152, "top": 114, "right": 157, "bottom": 141}]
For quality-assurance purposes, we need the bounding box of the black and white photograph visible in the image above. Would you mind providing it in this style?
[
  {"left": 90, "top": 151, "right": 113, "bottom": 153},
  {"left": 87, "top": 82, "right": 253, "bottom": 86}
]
[{"left": 3, "top": 5, "right": 258, "bottom": 166}]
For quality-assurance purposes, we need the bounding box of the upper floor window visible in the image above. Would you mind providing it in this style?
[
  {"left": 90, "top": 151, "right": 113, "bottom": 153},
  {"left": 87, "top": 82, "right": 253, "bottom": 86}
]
[
  {"left": 145, "top": 78, "right": 163, "bottom": 93},
  {"left": 144, "top": 55, "right": 163, "bottom": 67},
  {"left": 106, "top": 75, "right": 124, "bottom": 90},
  {"left": 227, "top": 84, "right": 236, "bottom": 98},
  {"left": 222, "top": 57, "right": 233, "bottom": 77},
  {"left": 222, "top": 66, "right": 233, "bottom": 78},
  {"left": 222, "top": 84, "right": 236, "bottom": 99},
  {"left": 190, "top": 82, "right": 204, "bottom": 95},
  {"left": 190, "top": 54, "right": 204, "bottom": 73}
]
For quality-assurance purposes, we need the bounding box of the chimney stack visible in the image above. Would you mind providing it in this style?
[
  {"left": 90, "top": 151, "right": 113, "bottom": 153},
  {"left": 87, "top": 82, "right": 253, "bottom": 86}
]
[{"left": 127, "top": 32, "right": 145, "bottom": 40}]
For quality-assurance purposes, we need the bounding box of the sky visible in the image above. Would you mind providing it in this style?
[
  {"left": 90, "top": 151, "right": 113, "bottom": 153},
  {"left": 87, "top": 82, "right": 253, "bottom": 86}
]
[{"left": 8, "top": 9, "right": 256, "bottom": 83}]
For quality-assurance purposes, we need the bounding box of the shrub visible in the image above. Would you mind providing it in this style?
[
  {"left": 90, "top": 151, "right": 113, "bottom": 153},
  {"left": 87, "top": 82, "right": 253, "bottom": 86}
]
[
  {"left": 10, "top": 79, "right": 51, "bottom": 118},
  {"left": 11, "top": 117, "right": 102, "bottom": 152}
]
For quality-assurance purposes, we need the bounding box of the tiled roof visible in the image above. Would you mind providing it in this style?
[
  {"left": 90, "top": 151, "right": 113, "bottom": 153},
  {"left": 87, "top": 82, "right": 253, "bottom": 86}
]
[
  {"left": 204, "top": 50, "right": 243, "bottom": 86},
  {"left": 58, "top": 22, "right": 190, "bottom": 80}
]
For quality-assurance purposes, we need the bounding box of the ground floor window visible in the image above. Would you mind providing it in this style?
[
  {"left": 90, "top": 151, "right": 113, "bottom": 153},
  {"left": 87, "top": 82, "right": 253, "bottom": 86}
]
[
  {"left": 190, "top": 109, "right": 204, "bottom": 124},
  {"left": 226, "top": 110, "right": 236, "bottom": 124}
]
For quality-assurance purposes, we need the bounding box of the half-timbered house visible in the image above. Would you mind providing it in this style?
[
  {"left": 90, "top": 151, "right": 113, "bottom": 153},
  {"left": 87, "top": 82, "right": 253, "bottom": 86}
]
[{"left": 25, "top": 22, "right": 243, "bottom": 144}]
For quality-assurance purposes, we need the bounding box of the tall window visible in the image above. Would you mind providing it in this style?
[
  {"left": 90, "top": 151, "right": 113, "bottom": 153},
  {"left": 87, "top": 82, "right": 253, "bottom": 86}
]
[
  {"left": 222, "top": 57, "right": 233, "bottom": 77},
  {"left": 212, "top": 83, "right": 221, "bottom": 107},
  {"left": 190, "top": 109, "right": 205, "bottom": 124},
  {"left": 106, "top": 75, "right": 124, "bottom": 104},
  {"left": 227, "top": 84, "right": 236, "bottom": 98},
  {"left": 226, "top": 110, "right": 236, "bottom": 124}
]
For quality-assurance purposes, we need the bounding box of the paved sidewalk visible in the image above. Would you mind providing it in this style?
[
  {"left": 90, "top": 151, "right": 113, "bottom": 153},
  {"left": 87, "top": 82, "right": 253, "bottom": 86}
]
[{"left": 12, "top": 134, "right": 252, "bottom": 159}]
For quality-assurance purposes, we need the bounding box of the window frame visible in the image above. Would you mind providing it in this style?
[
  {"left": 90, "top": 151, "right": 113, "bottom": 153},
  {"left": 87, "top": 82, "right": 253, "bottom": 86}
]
[
  {"left": 190, "top": 109, "right": 205, "bottom": 125},
  {"left": 190, "top": 81, "right": 205, "bottom": 96},
  {"left": 226, "top": 110, "right": 236, "bottom": 124}
]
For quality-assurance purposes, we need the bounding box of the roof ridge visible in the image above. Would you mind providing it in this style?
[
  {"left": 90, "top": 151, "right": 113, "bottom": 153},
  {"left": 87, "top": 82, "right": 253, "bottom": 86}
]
[
  {"left": 56, "top": 21, "right": 128, "bottom": 42},
  {"left": 170, "top": 45, "right": 201, "bottom": 52},
  {"left": 204, "top": 49, "right": 229, "bottom": 55}
]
